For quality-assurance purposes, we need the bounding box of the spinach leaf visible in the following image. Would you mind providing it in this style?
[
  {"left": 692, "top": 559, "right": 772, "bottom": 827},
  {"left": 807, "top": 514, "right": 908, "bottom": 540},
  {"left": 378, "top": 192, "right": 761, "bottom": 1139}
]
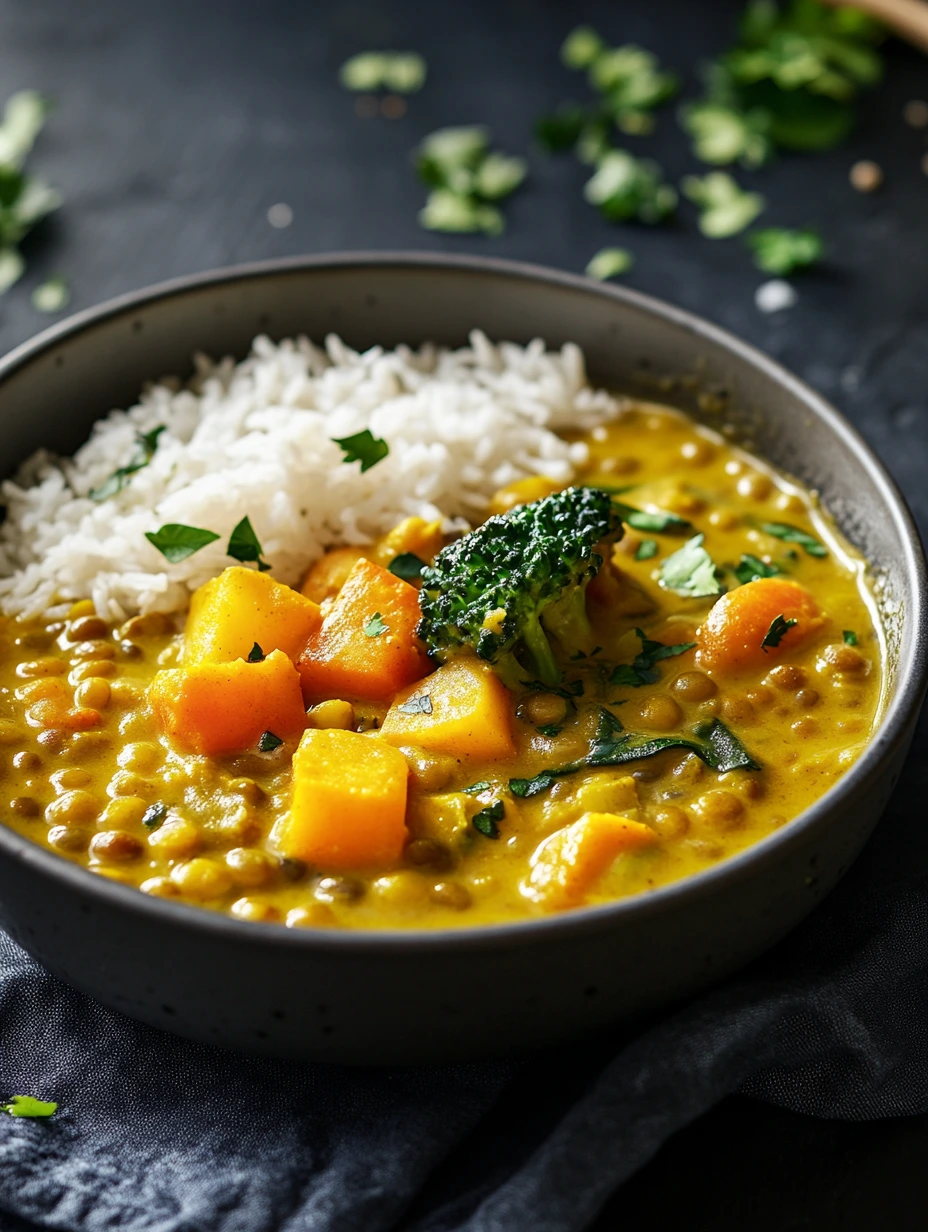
[
  {"left": 734, "top": 553, "right": 781, "bottom": 585},
  {"left": 611, "top": 500, "right": 690, "bottom": 534},
  {"left": 610, "top": 627, "right": 696, "bottom": 688},
  {"left": 472, "top": 799, "right": 504, "bottom": 839},
  {"left": 760, "top": 521, "right": 827, "bottom": 558}
]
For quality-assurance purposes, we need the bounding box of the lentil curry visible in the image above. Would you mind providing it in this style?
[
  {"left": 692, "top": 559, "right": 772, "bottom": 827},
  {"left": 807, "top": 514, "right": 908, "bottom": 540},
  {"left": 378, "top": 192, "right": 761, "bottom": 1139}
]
[{"left": 0, "top": 404, "right": 882, "bottom": 928}]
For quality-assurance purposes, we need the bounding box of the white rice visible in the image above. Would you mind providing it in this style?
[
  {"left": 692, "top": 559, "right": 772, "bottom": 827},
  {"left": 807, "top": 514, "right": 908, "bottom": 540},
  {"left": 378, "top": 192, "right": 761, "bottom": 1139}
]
[{"left": 0, "top": 330, "right": 625, "bottom": 622}]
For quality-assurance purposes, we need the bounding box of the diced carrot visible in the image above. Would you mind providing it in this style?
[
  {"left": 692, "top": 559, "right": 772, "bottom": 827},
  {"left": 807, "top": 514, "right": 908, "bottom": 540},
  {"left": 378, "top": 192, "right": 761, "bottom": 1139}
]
[
  {"left": 184, "top": 567, "right": 322, "bottom": 665},
  {"left": 521, "top": 812, "right": 658, "bottom": 909},
  {"left": 301, "top": 547, "right": 369, "bottom": 604},
  {"left": 279, "top": 728, "right": 409, "bottom": 868},
  {"left": 698, "top": 578, "right": 824, "bottom": 672},
  {"left": 150, "top": 649, "right": 306, "bottom": 756},
  {"left": 297, "top": 558, "right": 430, "bottom": 704},
  {"left": 380, "top": 656, "right": 515, "bottom": 761}
]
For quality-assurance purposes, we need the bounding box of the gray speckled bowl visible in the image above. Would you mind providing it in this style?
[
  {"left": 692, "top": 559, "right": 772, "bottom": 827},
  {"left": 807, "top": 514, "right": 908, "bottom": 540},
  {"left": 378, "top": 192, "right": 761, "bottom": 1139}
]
[{"left": 0, "top": 254, "right": 923, "bottom": 1065}]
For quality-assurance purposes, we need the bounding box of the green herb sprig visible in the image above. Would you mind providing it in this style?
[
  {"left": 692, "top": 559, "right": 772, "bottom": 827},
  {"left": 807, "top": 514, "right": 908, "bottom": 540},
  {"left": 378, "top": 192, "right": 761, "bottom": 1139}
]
[
  {"left": 747, "top": 226, "right": 823, "bottom": 274},
  {"left": 90, "top": 426, "right": 165, "bottom": 501},
  {"left": 227, "top": 516, "right": 271, "bottom": 572},
  {"left": 415, "top": 127, "right": 526, "bottom": 235},
  {"left": 609, "top": 628, "right": 696, "bottom": 688},
  {"left": 339, "top": 51, "right": 427, "bottom": 94},
  {"left": 332, "top": 429, "right": 389, "bottom": 472}
]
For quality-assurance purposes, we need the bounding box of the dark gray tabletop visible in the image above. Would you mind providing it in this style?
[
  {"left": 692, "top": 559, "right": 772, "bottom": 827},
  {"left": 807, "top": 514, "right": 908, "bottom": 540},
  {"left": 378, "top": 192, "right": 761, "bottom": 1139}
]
[{"left": 0, "top": 0, "right": 925, "bottom": 1227}]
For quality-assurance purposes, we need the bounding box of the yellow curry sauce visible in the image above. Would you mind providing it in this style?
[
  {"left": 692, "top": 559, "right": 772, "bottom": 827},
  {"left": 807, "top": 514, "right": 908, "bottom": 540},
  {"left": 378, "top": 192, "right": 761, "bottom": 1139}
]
[{"left": 0, "top": 403, "right": 883, "bottom": 929}]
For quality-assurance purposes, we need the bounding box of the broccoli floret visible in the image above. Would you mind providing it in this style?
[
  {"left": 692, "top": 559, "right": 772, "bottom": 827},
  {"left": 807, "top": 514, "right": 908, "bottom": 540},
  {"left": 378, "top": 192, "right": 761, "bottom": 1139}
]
[{"left": 417, "top": 486, "right": 624, "bottom": 688}]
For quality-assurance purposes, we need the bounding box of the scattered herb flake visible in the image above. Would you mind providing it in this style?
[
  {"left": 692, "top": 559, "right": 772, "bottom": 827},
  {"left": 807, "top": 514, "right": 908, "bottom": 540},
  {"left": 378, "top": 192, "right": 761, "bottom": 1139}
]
[
  {"left": 91, "top": 425, "right": 165, "bottom": 501},
  {"left": 397, "top": 692, "right": 433, "bottom": 716},
  {"left": 339, "top": 51, "right": 426, "bottom": 94},
  {"left": 760, "top": 521, "right": 827, "bottom": 558},
  {"left": 141, "top": 802, "right": 167, "bottom": 830},
  {"left": 364, "top": 612, "right": 389, "bottom": 637},
  {"left": 734, "top": 553, "right": 781, "bottom": 585},
  {"left": 611, "top": 500, "right": 690, "bottom": 534},
  {"left": 247, "top": 642, "right": 265, "bottom": 662},
  {"left": 535, "top": 724, "right": 562, "bottom": 737},
  {"left": 610, "top": 628, "right": 696, "bottom": 688},
  {"left": 461, "top": 780, "right": 492, "bottom": 795},
  {"left": 332, "top": 428, "right": 389, "bottom": 473},
  {"left": 762, "top": 613, "right": 798, "bottom": 650},
  {"left": 586, "top": 247, "right": 635, "bottom": 280},
  {"left": 635, "top": 539, "right": 659, "bottom": 561},
  {"left": 584, "top": 150, "right": 678, "bottom": 224},
  {"left": 560, "top": 26, "right": 604, "bottom": 71},
  {"left": 680, "top": 99, "right": 773, "bottom": 168},
  {"left": 659, "top": 533, "right": 722, "bottom": 598},
  {"left": 747, "top": 227, "right": 823, "bottom": 275},
  {"left": 682, "top": 171, "right": 765, "bottom": 238},
  {"left": 258, "top": 730, "right": 283, "bottom": 753},
  {"left": 414, "top": 126, "right": 523, "bottom": 235},
  {"left": 2, "top": 1095, "right": 57, "bottom": 1118},
  {"left": 388, "top": 552, "right": 427, "bottom": 582},
  {"left": 145, "top": 523, "right": 220, "bottom": 563},
  {"left": 227, "top": 515, "right": 272, "bottom": 571},
  {"left": 472, "top": 799, "right": 504, "bottom": 839},
  {"left": 843, "top": 629, "right": 858, "bottom": 646}
]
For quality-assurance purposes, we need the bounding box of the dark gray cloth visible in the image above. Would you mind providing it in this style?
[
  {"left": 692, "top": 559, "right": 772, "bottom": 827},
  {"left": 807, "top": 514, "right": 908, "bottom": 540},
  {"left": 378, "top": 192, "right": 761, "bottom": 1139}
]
[{"left": 0, "top": 712, "right": 925, "bottom": 1232}]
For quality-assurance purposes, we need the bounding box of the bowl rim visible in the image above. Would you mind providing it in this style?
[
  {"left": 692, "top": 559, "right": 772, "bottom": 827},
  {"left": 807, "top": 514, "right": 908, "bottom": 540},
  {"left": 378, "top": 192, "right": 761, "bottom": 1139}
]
[{"left": 0, "top": 249, "right": 925, "bottom": 955}]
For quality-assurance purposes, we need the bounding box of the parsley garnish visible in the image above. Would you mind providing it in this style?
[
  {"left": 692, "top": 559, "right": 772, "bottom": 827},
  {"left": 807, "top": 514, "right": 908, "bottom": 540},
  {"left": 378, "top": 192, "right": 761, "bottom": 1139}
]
[
  {"left": 258, "top": 731, "right": 283, "bottom": 752},
  {"left": 659, "top": 533, "right": 722, "bottom": 598},
  {"left": 610, "top": 628, "right": 696, "bottom": 688},
  {"left": 760, "top": 521, "right": 827, "bottom": 558},
  {"left": 611, "top": 500, "right": 690, "bottom": 534},
  {"left": 247, "top": 642, "right": 265, "bottom": 662},
  {"left": 584, "top": 150, "right": 678, "bottom": 224},
  {"left": 472, "top": 800, "right": 504, "bottom": 839},
  {"left": 510, "top": 712, "right": 759, "bottom": 798},
  {"left": 397, "top": 693, "right": 432, "bottom": 716},
  {"left": 461, "top": 780, "right": 492, "bottom": 794},
  {"left": 415, "top": 127, "right": 526, "bottom": 235},
  {"left": 747, "top": 227, "right": 823, "bottom": 275},
  {"left": 586, "top": 247, "right": 634, "bottom": 280},
  {"left": 762, "top": 613, "right": 798, "bottom": 650},
  {"left": 141, "top": 802, "right": 167, "bottom": 830},
  {"left": 332, "top": 428, "right": 389, "bottom": 472},
  {"left": 388, "top": 552, "right": 427, "bottom": 581},
  {"left": 680, "top": 100, "right": 772, "bottom": 169},
  {"left": 635, "top": 539, "right": 658, "bottom": 561},
  {"left": 734, "top": 553, "right": 781, "bottom": 585},
  {"left": 90, "top": 425, "right": 165, "bottom": 501},
  {"left": 339, "top": 51, "right": 426, "bottom": 94},
  {"left": 227, "top": 516, "right": 271, "bottom": 572},
  {"left": 843, "top": 629, "right": 858, "bottom": 646},
  {"left": 145, "top": 523, "right": 220, "bottom": 563},
  {"left": 364, "top": 612, "right": 389, "bottom": 637},
  {"left": 1, "top": 1095, "right": 57, "bottom": 1118},
  {"left": 682, "top": 171, "right": 765, "bottom": 238}
]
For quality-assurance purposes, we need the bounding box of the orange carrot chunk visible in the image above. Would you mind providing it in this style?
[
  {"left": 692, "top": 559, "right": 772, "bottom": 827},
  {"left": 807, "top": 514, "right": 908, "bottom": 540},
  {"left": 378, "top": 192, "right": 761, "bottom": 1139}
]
[
  {"left": 521, "top": 812, "right": 658, "bottom": 910},
  {"left": 380, "top": 656, "right": 516, "bottom": 761},
  {"left": 698, "top": 577, "right": 823, "bottom": 672},
  {"left": 298, "top": 558, "right": 430, "bottom": 704},
  {"left": 150, "top": 649, "right": 306, "bottom": 756},
  {"left": 280, "top": 728, "right": 409, "bottom": 868}
]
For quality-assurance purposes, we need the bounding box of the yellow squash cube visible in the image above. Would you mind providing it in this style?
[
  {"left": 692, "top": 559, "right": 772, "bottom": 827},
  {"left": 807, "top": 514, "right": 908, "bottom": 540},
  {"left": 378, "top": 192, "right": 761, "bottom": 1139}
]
[
  {"left": 184, "top": 566, "right": 321, "bottom": 665},
  {"left": 521, "top": 812, "right": 658, "bottom": 910}
]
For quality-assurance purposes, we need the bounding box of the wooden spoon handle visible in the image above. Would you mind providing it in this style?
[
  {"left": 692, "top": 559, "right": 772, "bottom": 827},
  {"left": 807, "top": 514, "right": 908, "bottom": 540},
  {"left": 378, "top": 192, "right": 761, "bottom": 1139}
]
[{"left": 822, "top": 0, "right": 928, "bottom": 54}]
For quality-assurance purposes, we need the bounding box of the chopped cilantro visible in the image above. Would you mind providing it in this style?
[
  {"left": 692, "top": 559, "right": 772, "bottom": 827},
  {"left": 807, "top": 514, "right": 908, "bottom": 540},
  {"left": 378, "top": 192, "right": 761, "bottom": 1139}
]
[
  {"left": 747, "top": 227, "right": 823, "bottom": 275},
  {"left": 258, "top": 731, "right": 283, "bottom": 752},
  {"left": 843, "top": 629, "right": 858, "bottom": 646},
  {"left": 760, "top": 521, "right": 827, "bottom": 558},
  {"left": 247, "top": 642, "right": 265, "bottom": 662},
  {"left": 584, "top": 150, "right": 677, "bottom": 224},
  {"left": 461, "top": 780, "right": 492, "bottom": 794},
  {"left": 682, "top": 172, "right": 765, "bottom": 238},
  {"left": 388, "top": 552, "right": 427, "bottom": 581},
  {"left": 680, "top": 99, "right": 773, "bottom": 168},
  {"left": 339, "top": 51, "right": 426, "bottom": 93},
  {"left": 364, "top": 612, "right": 389, "bottom": 637},
  {"left": 762, "top": 613, "right": 798, "bottom": 650},
  {"left": 734, "top": 553, "right": 781, "bottom": 585},
  {"left": 472, "top": 799, "right": 504, "bottom": 839},
  {"left": 610, "top": 628, "right": 696, "bottom": 688},
  {"left": 586, "top": 247, "right": 634, "bottom": 281},
  {"left": 332, "top": 428, "right": 389, "bottom": 472},
  {"left": 415, "top": 126, "right": 525, "bottom": 235},
  {"left": 635, "top": 539, "right": 659, "bottom": 561},
  {"left": 2, "top": 1095, "right": 57, "bottom": 1118},
  {"left": 141, "top": 802, "right": 167, "bottom": 830},
  {"left": 227, "top": 515, "right": 271, "bottom": 572},
  {"left": 145, "top": 523, "right": 220, "bottom": 563},
  {"left": 0, "top": 91, "right": 62, "bottom": 298},
  {"left": 397, "top": 692, "right": 432, "bottom": 716},
  {"left": 659, "top": 533, "right": 722, "bottom": 598},
  {"left": 90, "top": 425, "right": 165, "bottom": 501}
]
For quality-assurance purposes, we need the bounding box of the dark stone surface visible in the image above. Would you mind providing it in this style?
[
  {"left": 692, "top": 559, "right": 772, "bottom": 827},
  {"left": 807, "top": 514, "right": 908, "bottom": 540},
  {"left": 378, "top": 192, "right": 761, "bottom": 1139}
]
[{"left": 0, "top": 0, "right": 925, "bottom": 1227}]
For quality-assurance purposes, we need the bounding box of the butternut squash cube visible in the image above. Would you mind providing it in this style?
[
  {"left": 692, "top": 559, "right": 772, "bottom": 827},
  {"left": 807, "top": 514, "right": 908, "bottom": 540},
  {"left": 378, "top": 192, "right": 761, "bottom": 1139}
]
[
  {"left": 184, "top": 566, "right": 322, "bottom": 665},
  {"left": 301, "top": 547, "right": 369, "bottom": 605},
  {"left": 521, "top": 812, "right": 658, "bottom": 910},
  {"left": 150, "top": 649, "right": 306, "bottom": 756},
  {"left": 298, "top": 558, "right": 430, "bottom": 704},
  {"left": 280, "top": 728, "right": 409, "bottom": 868},
  {"left": 380, "top": 657, "right": 515, "bottom": 761}
]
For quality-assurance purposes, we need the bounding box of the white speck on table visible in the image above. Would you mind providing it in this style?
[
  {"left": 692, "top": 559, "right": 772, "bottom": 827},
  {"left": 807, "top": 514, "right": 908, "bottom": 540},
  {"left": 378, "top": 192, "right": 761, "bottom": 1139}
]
[{"left": 755, "top": 280, "right": 797, "bottom": 314}]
